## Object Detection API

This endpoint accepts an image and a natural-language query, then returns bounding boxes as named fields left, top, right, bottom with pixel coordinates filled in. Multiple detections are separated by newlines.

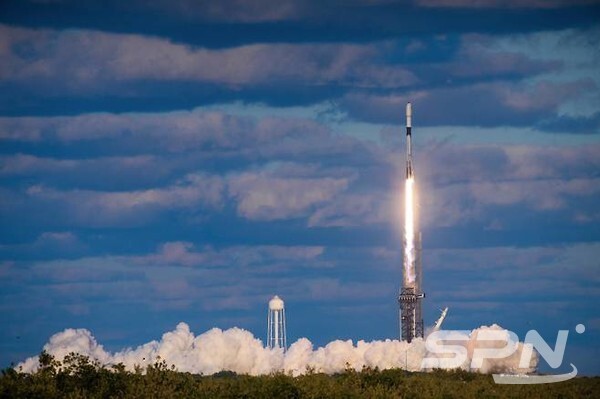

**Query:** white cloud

left=144, top=0, right=303, bottom=23
left=419, top=176, right=600, bottom=228
left=24, top=172, right=225, bottom=226
left=425, top=243, right=600, bottom=306
left=0, top=24, right=416, bottom=89
left=141, top=241, right=325, bottom=268
left=412, top=143, right=600, bottom=227
left=228, top=171, right=351, bottom=221
left=0, top=110, right=361, bottom=164
left=308, top=193, right=390, bottom=227
left=417, top=0, right=598, bottom=8
left=468, top=178, right=600, bottom=210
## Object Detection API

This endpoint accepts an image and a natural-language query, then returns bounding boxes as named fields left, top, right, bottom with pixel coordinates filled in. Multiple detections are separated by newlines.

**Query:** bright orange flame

left=404, top=176, right=416, bottom=286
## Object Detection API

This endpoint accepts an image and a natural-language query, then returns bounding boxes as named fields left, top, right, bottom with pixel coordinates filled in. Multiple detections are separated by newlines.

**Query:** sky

left=1, top=0, right=599, bottom=375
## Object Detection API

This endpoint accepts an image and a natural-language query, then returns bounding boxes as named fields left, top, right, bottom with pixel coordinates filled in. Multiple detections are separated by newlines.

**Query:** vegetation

left=1, top=351, right=598, bottom=398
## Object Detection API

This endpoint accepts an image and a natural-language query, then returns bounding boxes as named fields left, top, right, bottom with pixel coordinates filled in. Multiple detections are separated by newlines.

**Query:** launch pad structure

left=399, top=103, right=425, bottom=343
left=399, top=233, right=424, bottom=342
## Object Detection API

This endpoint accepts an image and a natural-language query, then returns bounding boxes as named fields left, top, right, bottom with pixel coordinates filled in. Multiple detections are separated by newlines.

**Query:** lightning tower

left=399, top=102, right=425, bottom=343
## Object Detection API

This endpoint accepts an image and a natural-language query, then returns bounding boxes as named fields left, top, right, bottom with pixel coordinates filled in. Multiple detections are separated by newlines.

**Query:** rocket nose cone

left=406, top=102, right=412, bottom=117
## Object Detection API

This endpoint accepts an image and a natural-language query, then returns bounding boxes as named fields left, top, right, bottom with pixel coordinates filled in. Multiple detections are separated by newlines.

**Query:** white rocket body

left=406, top=102, right=413, bottom=179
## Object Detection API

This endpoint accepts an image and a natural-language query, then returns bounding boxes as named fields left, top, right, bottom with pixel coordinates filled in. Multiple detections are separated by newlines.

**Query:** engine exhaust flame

left=404, top=176, right=415, bottom=286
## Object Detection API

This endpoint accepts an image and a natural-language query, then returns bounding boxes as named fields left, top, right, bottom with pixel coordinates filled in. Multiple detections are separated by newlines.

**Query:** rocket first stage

left=399, top=102, right=425, bottom=343
left=406, top=102, right=413, bottom=179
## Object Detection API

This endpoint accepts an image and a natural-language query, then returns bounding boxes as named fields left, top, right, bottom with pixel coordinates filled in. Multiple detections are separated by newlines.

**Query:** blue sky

left=1, top=0, right=599, bottom=375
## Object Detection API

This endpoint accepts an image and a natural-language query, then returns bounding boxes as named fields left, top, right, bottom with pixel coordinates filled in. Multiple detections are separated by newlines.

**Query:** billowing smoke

left=17, top=323, right=536, bottom=376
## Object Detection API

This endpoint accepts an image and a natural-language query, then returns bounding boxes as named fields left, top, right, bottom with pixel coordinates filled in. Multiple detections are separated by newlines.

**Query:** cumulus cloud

left=421, top=177, right=600, bottom=228
left=388, top=142, right=600, bottom=228
left=0, top=24, right=416, bottom=90
left=0, top=241, right=336, bottom=315
left=10, top=161, right=358, bottom=227
left=420, top=243, right=600, bottom=328
left=17, top=322, right=536, bottom=375
left=536, top=112, right=600, bottom=134
left=340, top=79, right=594, bottom=126
left=2, top=24, right=593, bottom=130
left=0, top=154, right=79, bottom=175
left=228, top=171, right=351, bottom=221
left=0, top=154, right=171, bottom=191
left=468, top=178, right=600, bottom=210
left=23, top=173, right=224, bottom=226
left=417, top=0, right=599, bottom=8
left=417, top=139, right=599, bottom=219
left=0, top=110, right=371, bottom=167
left=144, top=0, right=303, bottom=23
left=0, top=110, right=256, bottom=146
left=446, top=34, right=561, bottom=79
left=1, top=23, right=578, bottom=114
left=308, top=193, right=390, bottom=227
left=141, top=241, right=325, bottom=269
left=3, top=114, right=599, bottom=231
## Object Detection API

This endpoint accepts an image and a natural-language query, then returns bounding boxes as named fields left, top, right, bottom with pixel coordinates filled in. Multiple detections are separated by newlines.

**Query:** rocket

left=399, top=101, right=425, bottom=342
left=406, top=102, right=413, bottom=179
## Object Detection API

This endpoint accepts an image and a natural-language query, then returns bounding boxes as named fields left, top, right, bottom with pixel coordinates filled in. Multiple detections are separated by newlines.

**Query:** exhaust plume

left=17, top=322, right=536, bottom=376
left=404, top=176, right=416, bottom=286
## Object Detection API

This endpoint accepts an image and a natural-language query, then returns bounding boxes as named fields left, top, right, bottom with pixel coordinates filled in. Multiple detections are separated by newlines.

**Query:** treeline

left=1, top=351, right=598, bottom=398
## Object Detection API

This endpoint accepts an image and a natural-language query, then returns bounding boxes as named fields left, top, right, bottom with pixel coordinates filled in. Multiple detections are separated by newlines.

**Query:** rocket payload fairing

left=399, top=102, right=425, bottom=343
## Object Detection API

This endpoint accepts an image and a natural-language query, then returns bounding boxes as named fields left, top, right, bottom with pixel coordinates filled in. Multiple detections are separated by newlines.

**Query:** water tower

left=267, top=295, right=287, bottom=351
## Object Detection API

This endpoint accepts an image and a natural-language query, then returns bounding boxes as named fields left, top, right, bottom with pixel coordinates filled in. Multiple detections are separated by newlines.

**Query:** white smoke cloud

left=17, top=322, right=536, bottom=376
